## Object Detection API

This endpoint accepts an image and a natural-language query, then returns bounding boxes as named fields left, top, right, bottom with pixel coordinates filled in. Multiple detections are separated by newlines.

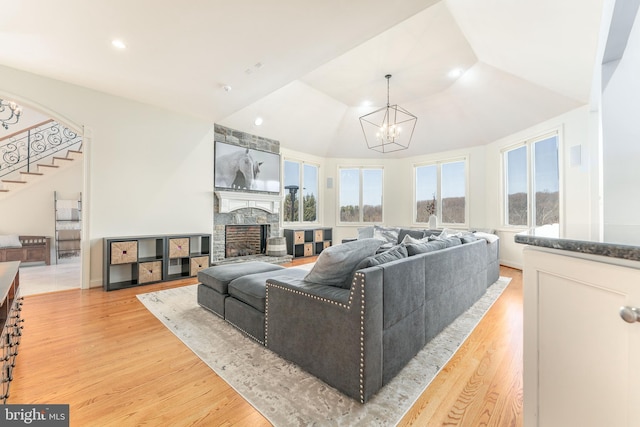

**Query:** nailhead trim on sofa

left=264, top=271, right=367, bottom=402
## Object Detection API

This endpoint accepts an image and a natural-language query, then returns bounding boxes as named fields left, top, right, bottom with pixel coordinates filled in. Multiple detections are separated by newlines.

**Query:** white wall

left=0, top=65, right=215, bottom=287
left=602, top=5, right=640, bottom=244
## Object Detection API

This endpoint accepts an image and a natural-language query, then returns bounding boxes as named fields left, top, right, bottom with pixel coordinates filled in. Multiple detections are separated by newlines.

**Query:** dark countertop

left=514, top=224, right=640, bottom=262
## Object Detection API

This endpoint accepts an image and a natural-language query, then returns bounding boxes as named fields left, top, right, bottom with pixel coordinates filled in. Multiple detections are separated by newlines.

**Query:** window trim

left=500, top=129, right=562, bottom=230
left=282, top=158, right=321, bottom=225
left=412, top=156, right=469, bottom=228
left=337, top=165, right=385, bottom=225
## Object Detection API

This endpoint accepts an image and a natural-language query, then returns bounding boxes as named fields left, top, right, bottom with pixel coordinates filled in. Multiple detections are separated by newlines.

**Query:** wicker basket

left=110, top=241, right=138, bottom=264
left=139, top=261, right=162, bottom=284
left=169, top=238, right=190, bottom=258
left=190, top=256, right=210, bottom=276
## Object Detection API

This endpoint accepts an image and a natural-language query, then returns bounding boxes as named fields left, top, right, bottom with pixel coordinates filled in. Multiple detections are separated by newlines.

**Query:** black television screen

left=214, top=141, right=281, bottom=193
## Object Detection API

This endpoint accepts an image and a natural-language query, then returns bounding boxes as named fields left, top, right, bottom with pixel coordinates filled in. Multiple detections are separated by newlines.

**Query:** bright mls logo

left=1, top=405, right=69, bottom=426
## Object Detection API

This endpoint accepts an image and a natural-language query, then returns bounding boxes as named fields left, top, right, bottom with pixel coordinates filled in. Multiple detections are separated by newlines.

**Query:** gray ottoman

left=225, top=268, right=308, bottom=343
left=197, top=261, right=285, bottom=318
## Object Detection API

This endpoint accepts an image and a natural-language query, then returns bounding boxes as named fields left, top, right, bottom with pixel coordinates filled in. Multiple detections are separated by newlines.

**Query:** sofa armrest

left=265, top=269, right=384, bottom=403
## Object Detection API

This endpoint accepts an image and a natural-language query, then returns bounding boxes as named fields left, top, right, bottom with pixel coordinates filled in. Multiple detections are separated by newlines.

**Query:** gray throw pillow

left=305, top=238, right=382, bottom=288
left=428, top=233, right=463, bottom=247
left=356, top=244, right=408, bottom=270
left=406, top=240, right=446, bottom=256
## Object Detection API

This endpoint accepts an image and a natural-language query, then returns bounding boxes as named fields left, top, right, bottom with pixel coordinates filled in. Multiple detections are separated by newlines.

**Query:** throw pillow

left=401, top=234, right=429, bottom=245
left=474, top=231, right=499, bottom=243
left=356, top=244, right=408, bottom=270
left=406, top=240, right=446, bottom=256
left=373, top=225, right=400, bottom=244
left=0, top=235, right=22, bottom=249
left=397, top=228, right=426, bottom=244
left=460, top=233, right=480, bottom=244
left=305, top=238, right=382, bottom=288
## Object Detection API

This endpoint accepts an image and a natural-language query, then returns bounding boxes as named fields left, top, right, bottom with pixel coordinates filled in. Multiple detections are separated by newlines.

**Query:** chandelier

left=359, top=74, right=417, bottom=153
left=0, top=99, right=22, bottom=130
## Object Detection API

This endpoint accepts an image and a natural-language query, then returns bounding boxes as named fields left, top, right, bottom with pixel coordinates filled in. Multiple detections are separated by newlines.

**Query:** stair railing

left=0, top=120, right=82, bottom=178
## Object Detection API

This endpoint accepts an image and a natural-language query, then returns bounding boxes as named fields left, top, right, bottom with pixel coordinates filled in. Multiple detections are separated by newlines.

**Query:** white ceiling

left=0, top=0, right=604, bottom=158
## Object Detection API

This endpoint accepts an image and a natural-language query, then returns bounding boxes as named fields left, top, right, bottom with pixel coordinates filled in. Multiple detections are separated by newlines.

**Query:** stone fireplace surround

left=213, top=191, right=282, bottom=262
left=212, top=124, right=291, bottom=264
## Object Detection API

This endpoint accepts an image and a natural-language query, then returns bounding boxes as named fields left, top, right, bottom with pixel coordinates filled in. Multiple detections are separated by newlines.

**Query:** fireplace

left=225, top=224, right=269, bottom=258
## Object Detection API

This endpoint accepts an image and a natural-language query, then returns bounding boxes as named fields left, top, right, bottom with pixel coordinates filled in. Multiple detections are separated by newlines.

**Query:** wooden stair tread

left=38, top=164, right=59, bottom=168
left=1, top=180, right=27, bottom=184
left=67, top=150, right=82, bottom=154
left=20, top=172, right=44, bottom=176
left=53, top=156, right=73, bottom=161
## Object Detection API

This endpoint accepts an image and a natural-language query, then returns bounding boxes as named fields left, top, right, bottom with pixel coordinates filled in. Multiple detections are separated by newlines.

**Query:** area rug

left=137, top=277, right=511, bottom=426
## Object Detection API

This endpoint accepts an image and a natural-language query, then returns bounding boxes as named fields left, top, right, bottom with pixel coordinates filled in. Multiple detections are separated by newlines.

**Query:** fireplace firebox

left=225, top=224, right=269, bottom=258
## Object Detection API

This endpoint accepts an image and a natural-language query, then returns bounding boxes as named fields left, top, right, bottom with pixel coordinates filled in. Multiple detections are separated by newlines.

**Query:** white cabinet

left=523, top=247, right=640, bottom=427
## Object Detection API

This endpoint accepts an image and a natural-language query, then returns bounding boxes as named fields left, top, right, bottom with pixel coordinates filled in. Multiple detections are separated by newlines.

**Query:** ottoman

left=225, top=268, right=308, bottom=343
left=197, top=261, right=285, bottom=318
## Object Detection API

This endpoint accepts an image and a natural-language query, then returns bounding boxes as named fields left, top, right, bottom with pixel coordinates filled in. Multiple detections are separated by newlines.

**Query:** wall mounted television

left=214, top=141, right=281, bottom=194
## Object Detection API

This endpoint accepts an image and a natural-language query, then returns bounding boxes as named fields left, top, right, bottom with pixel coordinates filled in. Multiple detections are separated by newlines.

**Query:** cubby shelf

left=283, top=227, right=332, bottom=259
left=103, top=234, right=211, bottom=291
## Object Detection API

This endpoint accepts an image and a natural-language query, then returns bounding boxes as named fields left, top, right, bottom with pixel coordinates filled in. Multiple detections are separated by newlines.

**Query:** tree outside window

left=415, top=159, right=466, bottom=225
left=503, top=134, right=559, bottom=227
left=339, top=167, right=383, bottom=223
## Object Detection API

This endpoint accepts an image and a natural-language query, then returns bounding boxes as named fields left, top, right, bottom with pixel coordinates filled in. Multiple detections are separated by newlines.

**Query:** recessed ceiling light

left=254, top=117, right=263, bottom=126
left=223, top=85, right=232, bottom=92
left=111, top=39, right=127, bottom=50
left=448, top=68, right=463, bottom=79
left=361, top=100, right=372, bottom=107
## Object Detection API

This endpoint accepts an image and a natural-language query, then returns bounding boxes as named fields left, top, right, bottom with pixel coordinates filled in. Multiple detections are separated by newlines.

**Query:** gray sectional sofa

left=197, top=227, right=500, bottom=403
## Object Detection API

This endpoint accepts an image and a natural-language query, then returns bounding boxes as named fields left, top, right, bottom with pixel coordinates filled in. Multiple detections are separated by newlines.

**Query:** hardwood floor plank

left=10, top=265, right=522, bottom=426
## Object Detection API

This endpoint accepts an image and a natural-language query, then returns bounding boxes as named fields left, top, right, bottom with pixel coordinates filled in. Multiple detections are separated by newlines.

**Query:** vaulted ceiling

left=0, top=0, right=604, bottom=158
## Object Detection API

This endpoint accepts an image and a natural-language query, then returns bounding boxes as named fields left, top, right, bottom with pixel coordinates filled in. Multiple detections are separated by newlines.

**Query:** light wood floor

left=10, top=261, right=523, bottom=426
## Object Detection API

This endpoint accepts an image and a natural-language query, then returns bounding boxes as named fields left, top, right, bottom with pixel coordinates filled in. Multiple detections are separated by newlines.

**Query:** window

left=283, top=160, right=319, bottom=223
left=503, top=133, right=559, bottom=227
left=339, top=167, right=383, bottom=223
left=415, top=159, right=467, bottom=225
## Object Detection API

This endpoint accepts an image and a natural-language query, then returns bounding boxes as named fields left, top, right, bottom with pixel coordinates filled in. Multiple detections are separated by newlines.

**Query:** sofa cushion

left=405, top=240, right=446, bottom=256
left=0, top=235, right=22, bottom=249
left=305, top=238, right=382, bottom=288
left=356, top=244, right=408, bottom=270
left=198, top=261, right=285, bottom=294
left=228, top=268, right=308, bottom=312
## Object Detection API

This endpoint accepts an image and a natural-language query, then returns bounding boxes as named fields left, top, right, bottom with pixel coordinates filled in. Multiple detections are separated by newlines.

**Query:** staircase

left=0, top=120, right=83, bottom=197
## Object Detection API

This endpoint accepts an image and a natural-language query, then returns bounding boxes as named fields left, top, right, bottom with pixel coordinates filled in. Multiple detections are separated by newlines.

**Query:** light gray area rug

left=137, top=277, right=511, bottom=426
